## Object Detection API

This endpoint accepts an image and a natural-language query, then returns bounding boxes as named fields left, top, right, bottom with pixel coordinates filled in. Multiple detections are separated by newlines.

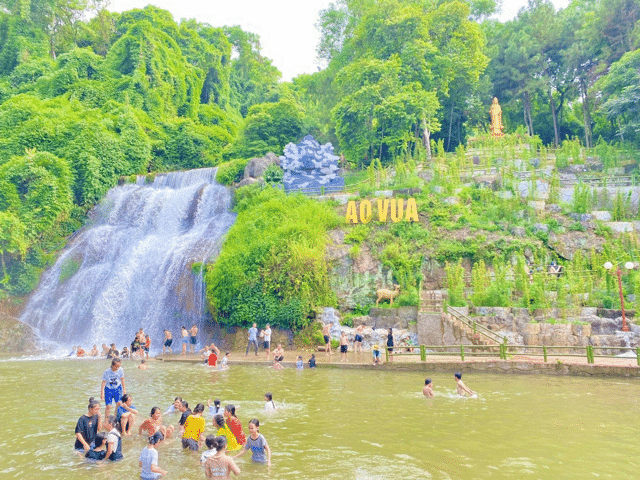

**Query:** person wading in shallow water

left=101, top=358, right=126, bottom=423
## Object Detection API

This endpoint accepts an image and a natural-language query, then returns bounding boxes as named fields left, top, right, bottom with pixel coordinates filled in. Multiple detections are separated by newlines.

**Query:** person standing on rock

left=245, top=323, right=259, bottom=357
left=354, top=324, right=364, bottom=354
left=322, top=323, right=332, bottom=356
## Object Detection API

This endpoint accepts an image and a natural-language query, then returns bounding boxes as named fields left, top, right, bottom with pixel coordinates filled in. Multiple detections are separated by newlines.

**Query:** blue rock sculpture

left=280, top=135, right=345, bottom=194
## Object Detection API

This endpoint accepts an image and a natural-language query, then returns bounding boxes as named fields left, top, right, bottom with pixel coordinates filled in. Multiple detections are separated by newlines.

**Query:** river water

left=0, top=359, right=638, bottom=479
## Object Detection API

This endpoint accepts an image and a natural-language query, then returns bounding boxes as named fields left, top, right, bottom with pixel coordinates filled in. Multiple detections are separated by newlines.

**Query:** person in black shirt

left=75, top=398, right=102, bottom=451
left=308, top=354, right=316, bottom=368
left=178, top=401, right=192, bottom=432
left=106, top=344, right=119, bottom=359
left=85, top=432, right=108, bottom=461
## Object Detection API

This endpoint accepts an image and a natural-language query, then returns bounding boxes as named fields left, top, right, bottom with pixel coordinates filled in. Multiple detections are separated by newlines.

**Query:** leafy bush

left=263, top=163, right=283, bottom=184
left=445, top=260, right=466, bottom=307
left=294, top=321, right=323, bottom=348
left=396, top=286, right=419, bottom=306
left=216, top=158, right=248, bottom=186
left=205, top=186, right=340, bottom=329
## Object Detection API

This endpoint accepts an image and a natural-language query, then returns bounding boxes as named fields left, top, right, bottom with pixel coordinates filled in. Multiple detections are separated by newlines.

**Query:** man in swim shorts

left=101, top=358, right=126, bottom=422
left=322, top=322, right=332, bottom=356
left=181, top=326, right=189, bottom=355
left=272, top=344, right=284, bottom=369
left=339, top=332, right=348, bottom=363
left=354, top=324, right=364, bottom=354
left=189, top=324, right=198, bottom=354
left=162, top=329, right=173, bottom=355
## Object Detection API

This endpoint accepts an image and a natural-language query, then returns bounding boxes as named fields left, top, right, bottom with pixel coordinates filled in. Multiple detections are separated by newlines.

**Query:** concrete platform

left=153, top=350, right=640, bottom=377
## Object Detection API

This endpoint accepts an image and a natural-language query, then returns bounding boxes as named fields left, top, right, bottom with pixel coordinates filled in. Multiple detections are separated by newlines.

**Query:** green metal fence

left=383, top=344, right=640, bottom=366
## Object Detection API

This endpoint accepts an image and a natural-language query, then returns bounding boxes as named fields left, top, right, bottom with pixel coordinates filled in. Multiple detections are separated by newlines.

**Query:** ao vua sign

left=345, top=198, right=419, bottom=224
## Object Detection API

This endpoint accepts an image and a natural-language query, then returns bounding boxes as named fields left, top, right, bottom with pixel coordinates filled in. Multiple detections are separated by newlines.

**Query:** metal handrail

left=447, top=305, right=507, bottom=345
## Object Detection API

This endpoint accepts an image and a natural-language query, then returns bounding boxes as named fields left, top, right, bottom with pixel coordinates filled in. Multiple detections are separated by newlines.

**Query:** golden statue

left=489, top=97, right=504, bottom=137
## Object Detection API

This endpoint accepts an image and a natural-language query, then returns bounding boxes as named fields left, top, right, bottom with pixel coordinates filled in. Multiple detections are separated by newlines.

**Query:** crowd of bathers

left=68, top=324, right=206, bottom=361
left=74, top=356, right=275, bottom=479
left=69, top=328, right=154, bottom=360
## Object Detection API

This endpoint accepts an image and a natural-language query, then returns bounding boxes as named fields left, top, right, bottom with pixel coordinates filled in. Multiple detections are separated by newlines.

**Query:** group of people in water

left=422, top=372, right=476, bottom=398
left=75, top=356, right=276, bottom=478
left=70, top=325, right=204, bottom=362
left=71, top=328, right=155, bottom=360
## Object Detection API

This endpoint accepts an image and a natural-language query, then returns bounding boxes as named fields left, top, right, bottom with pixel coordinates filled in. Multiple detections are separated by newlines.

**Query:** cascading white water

left=20, top=167, right=235, bottom=351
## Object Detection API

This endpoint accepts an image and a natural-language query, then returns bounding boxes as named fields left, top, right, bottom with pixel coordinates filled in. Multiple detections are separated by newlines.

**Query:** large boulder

left=243, top=152, right=279, bottom=180
left=0, top=316, right=37, bottom=353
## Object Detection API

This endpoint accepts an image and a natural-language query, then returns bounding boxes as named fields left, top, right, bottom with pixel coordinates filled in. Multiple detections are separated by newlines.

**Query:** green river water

left=0, top=358, right=638, bottom=479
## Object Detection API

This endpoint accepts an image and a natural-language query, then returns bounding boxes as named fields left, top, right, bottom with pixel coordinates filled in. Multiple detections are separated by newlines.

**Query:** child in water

left=181, top=403, right=206, bottom=451
left=208, top=398, right=223, bottom=417
left=203, top=435, right=241, bottom=478
left=212, top=414, right=242, bottom=452
left=455, top=372, right=475, bottom=397
left=139, top=431, right=167, bottom=479
left=296, top=356, right=303, bottom=370
left=220, top=352, right=230, bottom=370
left=264, top=392, right=276, bottom=411
left=423, top=378, right=434, bottom=397
left=234, top=419, right=271, bottom=466
left=85, top=432, right=108, bottom=461
left=117, top=393, right=138, bottom=436
left=372, top=343, right=381, bottom=365
left=105, top=416, right=124, bottom=461
left=308, top=354, right=316, bottom=368
left=139, top=406, right=174, bottom=439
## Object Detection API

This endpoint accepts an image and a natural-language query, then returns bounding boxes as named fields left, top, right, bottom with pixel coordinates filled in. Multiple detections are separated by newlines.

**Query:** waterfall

left=20, top=167, right=235, bottom=351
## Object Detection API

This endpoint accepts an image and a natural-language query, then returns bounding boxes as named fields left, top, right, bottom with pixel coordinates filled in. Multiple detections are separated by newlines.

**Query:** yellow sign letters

left=345, top=198, right=419, bottom=224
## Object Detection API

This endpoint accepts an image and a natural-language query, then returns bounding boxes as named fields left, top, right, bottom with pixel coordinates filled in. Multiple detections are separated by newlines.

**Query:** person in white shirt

left=263, top=324, right=272, bottom=358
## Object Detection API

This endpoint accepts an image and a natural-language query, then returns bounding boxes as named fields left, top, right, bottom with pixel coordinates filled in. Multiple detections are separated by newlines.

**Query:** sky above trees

left=108, top=0, right=570, bottom=81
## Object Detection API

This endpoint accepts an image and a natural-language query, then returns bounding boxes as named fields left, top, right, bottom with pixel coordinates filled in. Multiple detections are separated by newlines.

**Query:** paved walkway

left=155, top=348, right=640, bottom=377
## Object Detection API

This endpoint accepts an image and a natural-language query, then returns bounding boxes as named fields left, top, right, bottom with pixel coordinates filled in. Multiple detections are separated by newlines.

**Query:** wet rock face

left=243, top=152, right=279, bottom=180
left=0, top=316, right=37, bottom=352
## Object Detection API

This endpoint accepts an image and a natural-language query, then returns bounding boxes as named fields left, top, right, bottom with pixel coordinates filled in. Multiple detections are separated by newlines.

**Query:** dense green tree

left=224, top=25, right=281, bottom=117
left=229, top=97, right=306, bottom=158
left=598, top=49, right=640, bottom=144
left=0, top=150, right=73, bottom=237
left=0, top=211, right=27, bottom=283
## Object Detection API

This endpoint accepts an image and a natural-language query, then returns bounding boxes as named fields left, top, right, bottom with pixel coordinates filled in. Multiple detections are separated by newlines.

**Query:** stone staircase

left=420, top=289, right=445, bottom=315
left=444, top=308, right=499, bottom=347
left=418, top=289, right=503, bottom=349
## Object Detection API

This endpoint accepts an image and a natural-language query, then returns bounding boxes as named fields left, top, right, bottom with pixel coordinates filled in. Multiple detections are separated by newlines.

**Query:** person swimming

left=264, top=392, right=276, bottom=411
left=455, top=372, right=475, bottom=397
